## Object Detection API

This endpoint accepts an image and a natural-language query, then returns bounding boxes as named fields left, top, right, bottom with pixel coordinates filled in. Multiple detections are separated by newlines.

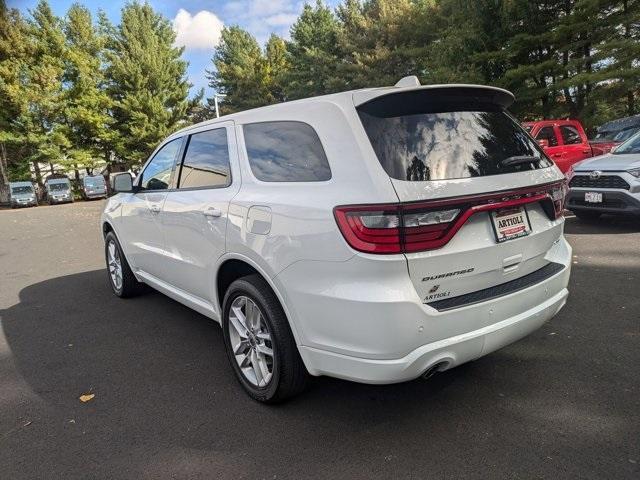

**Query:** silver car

left=9, top=181, right=38, bottom=208
left=567, top=131, right=640, bottom=220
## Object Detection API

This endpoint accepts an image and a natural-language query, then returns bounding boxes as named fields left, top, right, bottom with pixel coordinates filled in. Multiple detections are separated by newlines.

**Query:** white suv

left=102, top=79, right=571, bottom=402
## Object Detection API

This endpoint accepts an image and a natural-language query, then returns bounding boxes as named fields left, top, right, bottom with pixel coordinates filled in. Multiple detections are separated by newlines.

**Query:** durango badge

left=422, top=268, right=474, bottom=282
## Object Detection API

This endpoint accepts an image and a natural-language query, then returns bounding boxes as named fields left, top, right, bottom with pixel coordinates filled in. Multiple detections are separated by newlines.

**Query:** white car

left=102, top=78, right=571, bottom=402
left=567, top=131, right=640, bottom=220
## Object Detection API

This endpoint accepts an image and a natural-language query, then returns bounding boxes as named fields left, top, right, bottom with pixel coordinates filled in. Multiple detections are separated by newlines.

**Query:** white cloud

left=173, top=9, right=224, bottom=50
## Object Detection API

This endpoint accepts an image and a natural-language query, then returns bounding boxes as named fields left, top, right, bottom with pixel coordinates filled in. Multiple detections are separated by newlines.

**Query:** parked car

left=9, top=181, right=38, bottom=208
left=82, top=175, right=108, bottom=200
left=102, top=79, right=571, bottom=402
left=45, top=177, right=73, bottom=204
left=591, top=114, right=640, bottom=154
left=566, top=130, right=640, bottom=220
left=522, top=119, right=605, bottom=172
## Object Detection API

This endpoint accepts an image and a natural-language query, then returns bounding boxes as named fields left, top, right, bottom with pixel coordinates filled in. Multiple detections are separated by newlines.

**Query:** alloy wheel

left=107, top=240, right=123, bottom=291
left=227, top=295, right=274, bottom=387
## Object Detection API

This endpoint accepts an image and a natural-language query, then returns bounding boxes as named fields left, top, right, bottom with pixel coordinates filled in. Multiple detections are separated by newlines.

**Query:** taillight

left=333, top=205, right=402, bottom=253
left=334, top=181, right=566, bottom=254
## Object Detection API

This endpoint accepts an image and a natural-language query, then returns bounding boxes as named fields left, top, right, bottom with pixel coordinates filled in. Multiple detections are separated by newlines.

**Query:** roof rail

left=394, top=75, right=420, bottom=88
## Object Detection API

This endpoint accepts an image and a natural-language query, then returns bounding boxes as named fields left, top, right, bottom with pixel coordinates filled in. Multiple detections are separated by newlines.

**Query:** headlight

left=627, top=168, right=640, bottom=178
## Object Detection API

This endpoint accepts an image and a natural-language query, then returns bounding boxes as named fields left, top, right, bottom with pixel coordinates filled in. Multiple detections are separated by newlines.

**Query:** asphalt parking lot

left=1, top=201, right=639, bottom=479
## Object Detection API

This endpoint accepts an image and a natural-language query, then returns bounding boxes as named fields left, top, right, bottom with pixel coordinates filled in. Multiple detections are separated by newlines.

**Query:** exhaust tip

left=421, top=361, right=449, bottom=380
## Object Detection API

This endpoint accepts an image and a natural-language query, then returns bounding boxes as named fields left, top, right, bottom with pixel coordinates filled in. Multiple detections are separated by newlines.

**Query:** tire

left=104, top=231, right=146, bottom=298
left=573, top=210, right=601, bottom=221
left=222, top=274, right=308, bottom=403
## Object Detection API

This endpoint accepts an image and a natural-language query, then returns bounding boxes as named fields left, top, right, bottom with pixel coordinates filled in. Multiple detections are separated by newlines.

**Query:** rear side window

left=179, top=128, right=231, bottom=189
left=536, top=126, right=559, bottom=147
left=357, top=92, right=552, bottom=181
left=243, top=121, right=331, bottom=182
left=559, top=125, right=582, bottom=145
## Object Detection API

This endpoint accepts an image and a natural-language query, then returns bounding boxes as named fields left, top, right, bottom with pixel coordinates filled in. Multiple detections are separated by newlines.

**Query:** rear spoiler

left=353, top=84, right=515, bottom=110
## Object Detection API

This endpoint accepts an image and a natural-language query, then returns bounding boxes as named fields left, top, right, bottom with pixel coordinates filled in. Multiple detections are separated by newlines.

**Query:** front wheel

left=104, top=231, right=145, bottom=298
left=222, top=274, right=308, bottom=403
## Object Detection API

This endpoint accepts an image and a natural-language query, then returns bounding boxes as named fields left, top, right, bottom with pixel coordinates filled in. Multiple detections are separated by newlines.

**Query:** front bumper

left=567, top=189, right=640, bottom=216
left=277, top=237, right=572, bottom=384
left=12, top=199, right=37, bottom=207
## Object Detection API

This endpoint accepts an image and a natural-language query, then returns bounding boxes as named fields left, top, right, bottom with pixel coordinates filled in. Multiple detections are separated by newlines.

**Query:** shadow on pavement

left=1, top=268, right=638, bottom=479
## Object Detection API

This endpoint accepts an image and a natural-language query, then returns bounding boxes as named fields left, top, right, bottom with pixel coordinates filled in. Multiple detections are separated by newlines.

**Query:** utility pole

left=213, top=93, right=227, bottom=118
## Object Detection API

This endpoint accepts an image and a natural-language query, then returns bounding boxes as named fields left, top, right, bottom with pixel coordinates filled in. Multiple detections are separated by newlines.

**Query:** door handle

left=203, top=207, right=222, bottom=218
left=551, top=153, right=563, bottom=158
left=149, top=204, right=161, bottom=214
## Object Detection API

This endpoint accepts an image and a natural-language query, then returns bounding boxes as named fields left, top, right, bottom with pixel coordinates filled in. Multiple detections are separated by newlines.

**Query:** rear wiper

left=500, top=155, right=540, bottom=167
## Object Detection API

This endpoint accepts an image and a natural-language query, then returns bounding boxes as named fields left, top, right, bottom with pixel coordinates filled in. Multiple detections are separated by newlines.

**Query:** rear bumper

left=278, top=237, right=572, bottom=384
left=85, top=192, right=107, bottom=199
left=567, top=189, right=640, bottom=216
left=300, top=285, right=568, bottom=384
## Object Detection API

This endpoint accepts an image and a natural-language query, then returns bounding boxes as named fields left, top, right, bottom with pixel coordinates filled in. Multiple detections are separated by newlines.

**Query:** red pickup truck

left=523, top=119, right=607, bottom=173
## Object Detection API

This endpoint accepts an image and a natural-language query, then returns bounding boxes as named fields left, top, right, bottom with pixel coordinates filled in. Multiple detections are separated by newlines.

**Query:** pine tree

left=104, top=2, right=191, bottom=168
left=62, top=4, right=113, bottom=177
left=206, top=29, right=287, bottom=114
left=284, top=0, right=344, bottom=99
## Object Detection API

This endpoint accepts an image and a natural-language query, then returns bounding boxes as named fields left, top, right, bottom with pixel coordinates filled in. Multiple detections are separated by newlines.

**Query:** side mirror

left=538, top=139, right=550, bottom=149
left=113, top=173, right=134, bottom=193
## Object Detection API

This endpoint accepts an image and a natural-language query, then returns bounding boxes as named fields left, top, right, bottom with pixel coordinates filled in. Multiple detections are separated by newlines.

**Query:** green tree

left=104, top=2, right=191, bottom=168
left=61, top=3, right=113, bottom=177
left=206, top=27, right=286, bottom=114
left=284, top=0, right=344, bottom=99
left=0, top=0, right=68, bottom=191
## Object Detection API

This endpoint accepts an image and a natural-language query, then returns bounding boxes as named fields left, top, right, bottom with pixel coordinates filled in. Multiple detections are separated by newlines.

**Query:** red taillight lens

left=334, top=206, right=402, bottom=253
left=334, top=181, right=566, bottom=254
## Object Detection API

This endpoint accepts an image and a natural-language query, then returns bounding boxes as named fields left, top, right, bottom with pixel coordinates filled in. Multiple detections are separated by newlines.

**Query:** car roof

left=9, top=181, right=33, bottom=187
left=597, top=114, right=640, bottom=133
left=171, top=82, right=515, bottom=139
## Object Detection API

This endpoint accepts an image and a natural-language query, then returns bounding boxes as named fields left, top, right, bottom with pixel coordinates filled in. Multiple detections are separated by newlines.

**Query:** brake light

left=334, top=181, right=566, bottom=254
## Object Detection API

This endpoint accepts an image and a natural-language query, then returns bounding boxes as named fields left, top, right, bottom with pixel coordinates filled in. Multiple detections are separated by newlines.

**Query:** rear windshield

left=357, top=94, right=552, bottom=181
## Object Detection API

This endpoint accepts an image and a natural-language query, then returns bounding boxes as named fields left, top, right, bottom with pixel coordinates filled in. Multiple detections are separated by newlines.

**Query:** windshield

left=11, top=186, right=33, bottom=194
left=594, top=131, right=616, bottom=141
left=613, top=128, right=640, bottom=143
left=613, top=131, right=640, bottom=154
left=49, top=183, right=69, bottom=191
left=84, top=177, right=104, bottom=187
left=358, top=99, right=551, bottom=181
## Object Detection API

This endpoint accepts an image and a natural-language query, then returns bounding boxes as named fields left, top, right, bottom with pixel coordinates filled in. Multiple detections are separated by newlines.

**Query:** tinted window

left=243, top=122, right=331, bottom=182
left=560, top=125, right=582, bottom=145
left=613, top=131, right=640, bottom=154
left=358, top=99, right=551, bottom=181
left=179, top=129, right=231, bottom=189
left=141, top=139, right=181, bottom=190
left=536, top=126, right=559, bottom=147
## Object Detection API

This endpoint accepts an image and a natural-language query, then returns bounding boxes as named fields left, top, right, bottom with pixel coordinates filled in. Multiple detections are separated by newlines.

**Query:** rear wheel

left=222, top=274, right=307, bottom=403
left=573, top=210, right=601, bottom=221
left=104, top=231, right=145, bottom=298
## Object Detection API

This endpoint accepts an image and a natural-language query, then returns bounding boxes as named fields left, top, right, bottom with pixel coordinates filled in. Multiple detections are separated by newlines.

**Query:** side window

left=140, top=139, right=181, bottom=190
left=243, top=121, right=331, bottom=182
left=178, top=128, right=231, bottom=189
left=536, top=126, right=559, bottom=147
left=560, top=125, right=582, bottom=145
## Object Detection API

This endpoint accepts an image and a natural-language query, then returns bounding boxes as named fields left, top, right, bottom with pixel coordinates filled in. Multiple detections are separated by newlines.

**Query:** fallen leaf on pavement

left=79, top=394, right=95, bottom=403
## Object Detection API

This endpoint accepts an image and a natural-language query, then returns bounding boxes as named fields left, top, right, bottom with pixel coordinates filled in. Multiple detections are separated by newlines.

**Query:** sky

left=8, top=0, right=340, bottom=98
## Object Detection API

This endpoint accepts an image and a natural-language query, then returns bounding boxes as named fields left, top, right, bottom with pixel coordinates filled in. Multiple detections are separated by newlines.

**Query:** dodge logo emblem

left=590, top=170, right=602, bottom=180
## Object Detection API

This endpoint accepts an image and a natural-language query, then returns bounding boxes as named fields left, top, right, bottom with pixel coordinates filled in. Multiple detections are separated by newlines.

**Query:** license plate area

left=584, top=192, right=603, bottom=203
left=491, top=206, right=531, bottom=243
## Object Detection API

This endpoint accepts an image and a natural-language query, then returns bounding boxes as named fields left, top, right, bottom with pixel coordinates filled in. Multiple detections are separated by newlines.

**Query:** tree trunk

left=0, top=143, right=9, bottom=204
left=628, top=91, right=635, bottom=116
